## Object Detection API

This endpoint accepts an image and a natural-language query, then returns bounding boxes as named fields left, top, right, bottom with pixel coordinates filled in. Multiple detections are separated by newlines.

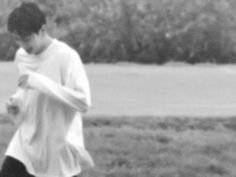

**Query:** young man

left=1, top=2, right=94, bottom=177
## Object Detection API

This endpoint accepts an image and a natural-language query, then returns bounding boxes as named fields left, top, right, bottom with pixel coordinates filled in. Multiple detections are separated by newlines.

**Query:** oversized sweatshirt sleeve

left=8, top=49, right=26, bottom=110
left=26, top=53, right=91, bottom=113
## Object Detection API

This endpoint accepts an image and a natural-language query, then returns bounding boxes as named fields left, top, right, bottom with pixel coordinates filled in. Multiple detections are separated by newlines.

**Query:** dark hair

left=7, top=2, right=46, bottom=37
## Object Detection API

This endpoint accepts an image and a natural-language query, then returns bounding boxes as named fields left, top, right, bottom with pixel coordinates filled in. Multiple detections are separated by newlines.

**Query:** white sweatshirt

left=5, top=39, right=94, bottom=177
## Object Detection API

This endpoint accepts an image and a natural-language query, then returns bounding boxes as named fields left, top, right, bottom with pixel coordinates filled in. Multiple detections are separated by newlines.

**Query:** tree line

left=1, top=0, right=236, bottom=64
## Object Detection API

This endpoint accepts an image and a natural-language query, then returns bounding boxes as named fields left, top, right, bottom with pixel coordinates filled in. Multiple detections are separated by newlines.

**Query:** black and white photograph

left=0, top=0, right=236, bottom=177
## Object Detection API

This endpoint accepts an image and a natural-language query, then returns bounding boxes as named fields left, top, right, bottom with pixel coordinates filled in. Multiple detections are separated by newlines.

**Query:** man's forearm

left=25, top=72, right=91, bottom=113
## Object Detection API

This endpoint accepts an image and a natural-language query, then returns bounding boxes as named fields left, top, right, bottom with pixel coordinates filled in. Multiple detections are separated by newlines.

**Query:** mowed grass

left=2, top=114, right=236, bottom=177
left=3, top=62, right=236, bottom=116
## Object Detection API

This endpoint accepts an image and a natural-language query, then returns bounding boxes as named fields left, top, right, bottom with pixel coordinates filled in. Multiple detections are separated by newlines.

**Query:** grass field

left=1, top=115, right=236, bottom=177
left=2, top=62, right=236, bottom=116
left=86, top=63, right=236, bottom=117
left=83, top=115, right=236, bottom=177
left=1, top=62, right=236, bottom=176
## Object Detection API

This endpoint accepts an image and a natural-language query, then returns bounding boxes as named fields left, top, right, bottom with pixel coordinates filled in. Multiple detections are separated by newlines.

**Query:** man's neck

left=37, top=34, right=53, bottom=55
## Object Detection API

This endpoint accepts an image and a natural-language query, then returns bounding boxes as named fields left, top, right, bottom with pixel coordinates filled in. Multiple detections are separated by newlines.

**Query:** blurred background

left=1, top=0, right=236, bottom=64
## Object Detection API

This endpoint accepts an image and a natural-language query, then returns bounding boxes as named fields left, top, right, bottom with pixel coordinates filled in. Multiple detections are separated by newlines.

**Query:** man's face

left=14, top=32, right=42, bottom=55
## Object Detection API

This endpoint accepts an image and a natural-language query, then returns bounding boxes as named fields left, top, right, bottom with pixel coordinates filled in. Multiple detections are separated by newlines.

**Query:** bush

left=60, top=0, right=236, bottom=64
left=0, top=32, right=18, bottom=61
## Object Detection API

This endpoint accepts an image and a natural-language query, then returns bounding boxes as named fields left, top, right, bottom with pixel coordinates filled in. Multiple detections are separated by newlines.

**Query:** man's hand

left=6, top=98, right=19, bottom=115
